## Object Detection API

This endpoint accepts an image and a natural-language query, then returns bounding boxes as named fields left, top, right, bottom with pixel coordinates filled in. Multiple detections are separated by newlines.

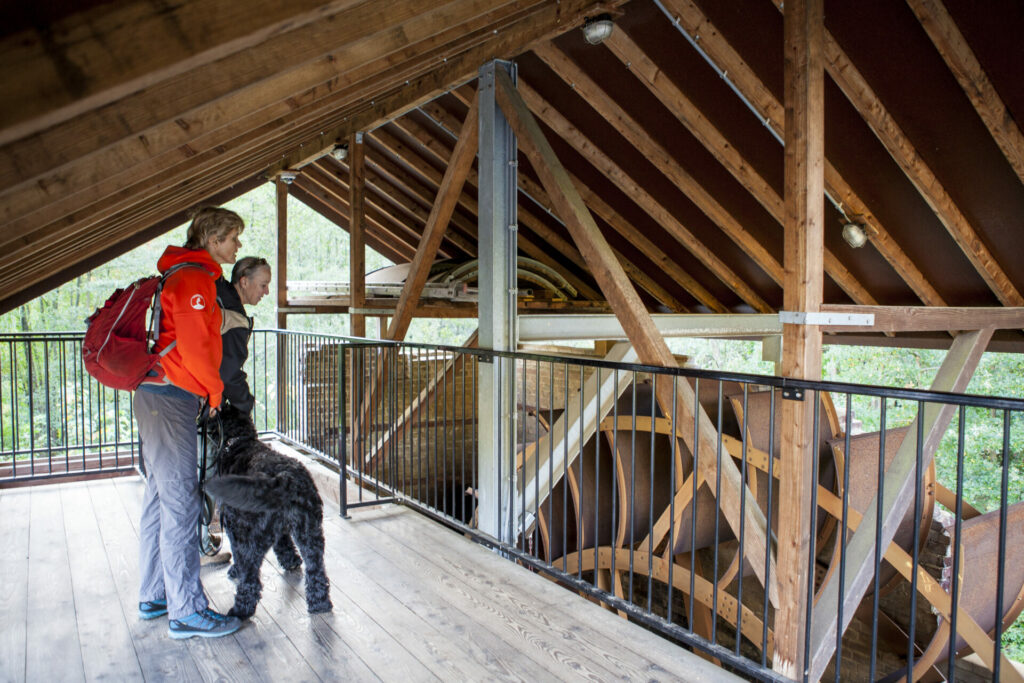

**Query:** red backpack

left=82, top=263, right=203, bottom=391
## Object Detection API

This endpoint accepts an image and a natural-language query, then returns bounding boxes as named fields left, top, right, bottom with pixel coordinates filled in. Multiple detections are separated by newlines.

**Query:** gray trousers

left=134, top=386, right=208, bottom=620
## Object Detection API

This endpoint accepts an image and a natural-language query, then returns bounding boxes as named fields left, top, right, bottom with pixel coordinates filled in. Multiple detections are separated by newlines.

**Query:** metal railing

left=4, top=330, right=1022, bottom=681
left=332, top=339, right=1024, bottom=682
left=0, top=331, right=277, bottom=483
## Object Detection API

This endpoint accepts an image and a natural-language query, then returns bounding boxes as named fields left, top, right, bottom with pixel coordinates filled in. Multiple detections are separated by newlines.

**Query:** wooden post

left=275, top=175, right=289, bottom=433
left=349, top=132, right=366, bottom=338
left=774, top=0, right=824, bottom=678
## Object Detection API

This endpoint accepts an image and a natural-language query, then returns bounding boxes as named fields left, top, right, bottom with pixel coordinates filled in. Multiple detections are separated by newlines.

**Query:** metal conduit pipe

left=651, top=0, right=848, bottom=217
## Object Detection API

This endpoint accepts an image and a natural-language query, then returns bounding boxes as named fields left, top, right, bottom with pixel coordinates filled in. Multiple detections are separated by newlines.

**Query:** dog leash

left=196, top=400, right=224, bottom=556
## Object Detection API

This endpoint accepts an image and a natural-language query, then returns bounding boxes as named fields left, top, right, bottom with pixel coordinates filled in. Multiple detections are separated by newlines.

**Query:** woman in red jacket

left=134, top=206, right=244, bottom=639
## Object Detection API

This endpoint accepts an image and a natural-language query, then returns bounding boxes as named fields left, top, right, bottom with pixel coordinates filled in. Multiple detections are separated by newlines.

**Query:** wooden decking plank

left=87, top=478, right=206, bottom=682
left=200, top=565, right=325, bottom=683
left=0, top=487, right=30, bottom=682
left=4, top=476, right=740, bottom=682
left=355, top=505, right=735, bottom=681
left=340, top=506, right=722, bottom=681
left=26, top=486, right=85, bottom=682
left=111, top=476, right=266, bottom=682
left=203, top=559, right=380, bottom=683
left=60, top=482, right=144, bottom=682
left=311, top=514, right=551, bottom=681
left=288, top=561, right=445, bottom=682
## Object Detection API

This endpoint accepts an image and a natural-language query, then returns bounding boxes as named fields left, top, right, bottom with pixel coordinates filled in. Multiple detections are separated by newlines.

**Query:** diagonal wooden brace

left=494, top=68, right=777, bottom=607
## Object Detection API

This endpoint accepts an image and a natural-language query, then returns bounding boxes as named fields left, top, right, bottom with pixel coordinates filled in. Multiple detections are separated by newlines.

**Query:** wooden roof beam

left=386, top=95, right=479, bottom=342
left=375, top=119, right=607, bottom=303
left=819, top=20, right=1022, bottom=304
left=360, top=163, right=478, bottom=258
left=0, top=0, right=613, bottom=277
left=0, top=0, right=366, bottom=146
left=595, top=32, right=879, bottom=308
left=363, top=142, right=485, bottom=248
left=659, top=0, right=947, bottom=308
left=289, top=183, right=415, bottom=264
left=301, top=162, right=428, bottom=251
left=315, top=157, right=478, bottom=258
left=820, top=304, right=1024, bottom=333
left=365, top=140, right=613, bottom=305
left=516, top=77, right=772, bottom=312
left=495, top=66, right=778, bottom=607
left=298, top=165, right=427, bottom=259
left=416, top=100, right=688, bottom=310
left=1, top=0, right=498, bottom=212
left=0, top=149, right=278, bottom=297
left=907, top=0, right=1024, bottom=189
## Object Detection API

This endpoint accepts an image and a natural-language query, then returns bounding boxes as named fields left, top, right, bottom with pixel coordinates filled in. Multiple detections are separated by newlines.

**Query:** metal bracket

left=779, top=311, right=874, bottom=326
left=781, top=386, right=805, bottom=401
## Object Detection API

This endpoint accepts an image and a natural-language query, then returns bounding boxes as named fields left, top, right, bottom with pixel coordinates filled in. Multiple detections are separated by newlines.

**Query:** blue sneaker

left=138, top=599, right=168, bottom=620
left=168, top=608, right=241, bottom=639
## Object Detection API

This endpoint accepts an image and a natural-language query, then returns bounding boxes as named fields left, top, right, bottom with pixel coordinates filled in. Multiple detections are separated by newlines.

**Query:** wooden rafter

left=448, top=84, right=696, bottom=313
left=659, top=0, right=947, bottom=308
left=594, top=32, right=879, bottom=307
left=288, top=181, right=415, bottom=264
left=372, top=120, right=602, bottom=302
left=416, top=101, right=656, bottom=306
left=494, top=67, right=779, bottom=608
left=0, top=0, right=621, bottom=307
left=907, top=0, right=1024, bottom=191
left=378, top=115, right=607, bottom=303
left=301, top=163, right=433, bottom=257
left=813, top=10, right=1023, bottom=305
left=386, top=95, right=479, bottom=342
left=516, top=77, right=773, bottom=313
left=0, top=0, right=366, bottom=146
left=362, top=163, right=478, bottom=258
left=1, top=0, right=498, bottom=224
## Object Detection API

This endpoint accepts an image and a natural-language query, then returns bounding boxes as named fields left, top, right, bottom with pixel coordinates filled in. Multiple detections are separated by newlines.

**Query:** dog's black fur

left=204, top=404, right=332, bottom=617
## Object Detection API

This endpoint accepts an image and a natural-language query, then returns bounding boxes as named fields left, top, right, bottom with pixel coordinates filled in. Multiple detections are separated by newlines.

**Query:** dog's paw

left=228, top=605, right=256, bottom=619
left=280, top=558, right=302, bottom=572
left=307, top=600, right=333, bottom=614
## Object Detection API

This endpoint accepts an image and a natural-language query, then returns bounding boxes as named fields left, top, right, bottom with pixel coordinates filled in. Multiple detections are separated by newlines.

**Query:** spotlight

left=582, top=14, right=615, bottom=45
left=331, top=144, right=348, bottom=162
left=842, top=222, right=868, bottom=248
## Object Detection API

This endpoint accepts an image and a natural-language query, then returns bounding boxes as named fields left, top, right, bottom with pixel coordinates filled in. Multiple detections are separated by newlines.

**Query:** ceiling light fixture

left=582, top=14, right=615, bottom=45
left=331, top=144, right=349, bottom=162
left=841, top=222, right=868, bottom=248
left=279, top=170, right=298, bottom=184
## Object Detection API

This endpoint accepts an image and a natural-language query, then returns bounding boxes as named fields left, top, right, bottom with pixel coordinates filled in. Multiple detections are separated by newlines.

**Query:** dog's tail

left=205, top=473, right=290, bottom=513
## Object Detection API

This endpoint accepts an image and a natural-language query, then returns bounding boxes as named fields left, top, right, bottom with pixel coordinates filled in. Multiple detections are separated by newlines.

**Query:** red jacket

left=153, top=246, right=225, bottom=407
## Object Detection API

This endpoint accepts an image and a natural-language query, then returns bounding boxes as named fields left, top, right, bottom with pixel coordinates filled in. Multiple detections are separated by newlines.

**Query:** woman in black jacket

left=217, top=256, right=271, bottom=414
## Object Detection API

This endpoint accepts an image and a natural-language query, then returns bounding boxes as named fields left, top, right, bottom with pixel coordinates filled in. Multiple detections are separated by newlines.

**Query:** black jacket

left=216, top=277, right=255, bottom=414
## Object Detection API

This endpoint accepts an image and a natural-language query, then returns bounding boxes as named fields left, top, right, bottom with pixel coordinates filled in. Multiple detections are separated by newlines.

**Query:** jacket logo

left=190, top=294, right=206, bottom=310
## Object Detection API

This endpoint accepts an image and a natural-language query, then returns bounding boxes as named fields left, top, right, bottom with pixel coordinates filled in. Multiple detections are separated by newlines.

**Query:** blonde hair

left=184, top=206, right=245, bottom=250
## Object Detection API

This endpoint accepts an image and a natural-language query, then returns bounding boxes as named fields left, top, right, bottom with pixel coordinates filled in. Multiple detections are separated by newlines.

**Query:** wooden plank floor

left=0, top=477, right=738, bottom=682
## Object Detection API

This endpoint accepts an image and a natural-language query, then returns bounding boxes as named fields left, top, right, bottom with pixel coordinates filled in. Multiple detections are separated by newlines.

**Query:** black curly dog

left=204, top=405, right=332, bottom=617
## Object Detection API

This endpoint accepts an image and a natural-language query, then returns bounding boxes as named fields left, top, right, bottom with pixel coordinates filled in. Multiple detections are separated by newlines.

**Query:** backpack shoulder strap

left=148, top=262, right=210, bottom=345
